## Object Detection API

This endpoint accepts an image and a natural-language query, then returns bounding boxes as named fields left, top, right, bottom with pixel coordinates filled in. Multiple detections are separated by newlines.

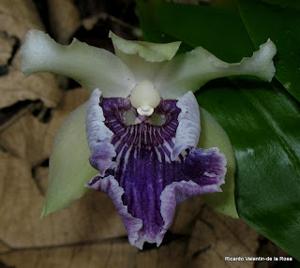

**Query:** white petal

left=42, top=103, right=97, bottom=216
left=21, top=30, right=135, bottom=97
left=155, top=39, right=277, bottom=98
left=109, top=31, right=181, bottom=83
left=109, top=31, right=181, bottom=62
left=199, top=108, right=238, bottom=218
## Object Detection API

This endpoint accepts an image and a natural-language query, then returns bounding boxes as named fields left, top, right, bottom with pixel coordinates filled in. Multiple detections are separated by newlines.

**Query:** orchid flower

left=21, top=30, right=276, bottom=249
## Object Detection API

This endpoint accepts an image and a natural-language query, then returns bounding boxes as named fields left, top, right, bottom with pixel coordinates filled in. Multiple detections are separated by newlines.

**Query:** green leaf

left=137, top=0, right=300, bottom=260
left=238, top=0, right=300, bottom=102
left=137, top=0, right=254, bottom=62
left=198, top=80, right=300, bottom=260
left=260, top=0, right=300, bottom=11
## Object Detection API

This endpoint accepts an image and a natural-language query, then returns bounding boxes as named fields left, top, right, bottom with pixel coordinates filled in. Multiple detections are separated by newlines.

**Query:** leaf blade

left=137, top=1, right=300, bottom=259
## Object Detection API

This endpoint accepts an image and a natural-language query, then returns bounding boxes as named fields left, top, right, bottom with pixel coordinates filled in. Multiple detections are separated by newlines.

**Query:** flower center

left=130, top=80, right=161, bottom=116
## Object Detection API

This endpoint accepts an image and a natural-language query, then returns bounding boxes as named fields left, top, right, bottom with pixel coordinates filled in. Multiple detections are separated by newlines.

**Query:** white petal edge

left=86, top=89, right=114, bottom=150
left=21, top=29, right=135, bottom=97
left=42, top=103, right=97, bottom=216
left=86, top=89, right=116, bottom=176
left=171, top=91, right=200, bottom=160
left=88, top=175, right=143, bottom=249
left=155, top=39, right=277, bottom=98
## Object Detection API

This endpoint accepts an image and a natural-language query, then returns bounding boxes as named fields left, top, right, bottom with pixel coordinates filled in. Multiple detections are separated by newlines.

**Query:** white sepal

left=21, top=29, right=135, bottom=97
left=155, top=39, right=277, bottom=98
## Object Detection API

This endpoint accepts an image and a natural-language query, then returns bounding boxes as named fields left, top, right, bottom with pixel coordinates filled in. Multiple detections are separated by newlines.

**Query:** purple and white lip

left=86, top=88, right=226, bottom=249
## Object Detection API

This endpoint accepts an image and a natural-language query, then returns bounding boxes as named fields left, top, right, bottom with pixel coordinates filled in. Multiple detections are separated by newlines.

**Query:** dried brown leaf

left=0, top=0, right=42, bottom=36
left=0, top=234, right=189, bottom=268
left=0, top=88, right=89, bottom=166
left=187, top=206, right=258, bottom=268
left=170, top=196, right=204, bottom=234
left=0, top=0, right=62, bottom=108
left=0, top=110, right=49, bottom=166
left=33, top=166, right=49, bottom=194
left=0, top=243, right=137, bottom=268
left=0, top=152, right=126, bottom=248
left=0, top=32, right=15, bottom=66
left=47, top=0, right=81, bottom=43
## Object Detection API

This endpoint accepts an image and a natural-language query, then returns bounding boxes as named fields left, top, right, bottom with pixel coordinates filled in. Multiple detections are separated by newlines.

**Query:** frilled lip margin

left=86, top=89, right=227, bottom=249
